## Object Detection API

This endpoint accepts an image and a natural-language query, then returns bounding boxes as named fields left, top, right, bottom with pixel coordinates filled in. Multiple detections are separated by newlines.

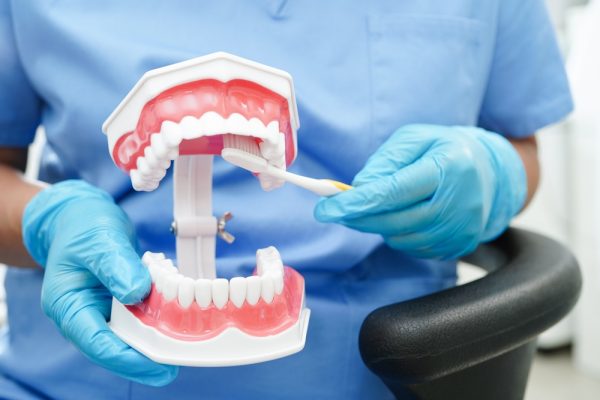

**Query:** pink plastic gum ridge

left=112, top=79, right=294, bottom=172
left=126, top=267, right=304, bottom=341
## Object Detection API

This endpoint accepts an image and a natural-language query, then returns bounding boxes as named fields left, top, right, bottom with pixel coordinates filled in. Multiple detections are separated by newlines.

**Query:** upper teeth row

left=130, top=112, right=286, bottom=191
left=141, top=246, right=285, bottom=309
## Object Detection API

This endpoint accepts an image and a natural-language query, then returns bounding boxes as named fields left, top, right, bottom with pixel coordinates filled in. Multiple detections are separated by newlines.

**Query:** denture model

left=102, top=52, right=310, bottom=366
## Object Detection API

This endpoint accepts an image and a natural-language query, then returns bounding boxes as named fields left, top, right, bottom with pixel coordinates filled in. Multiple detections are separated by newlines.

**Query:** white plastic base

left=109, top=300, right=310, bottom=367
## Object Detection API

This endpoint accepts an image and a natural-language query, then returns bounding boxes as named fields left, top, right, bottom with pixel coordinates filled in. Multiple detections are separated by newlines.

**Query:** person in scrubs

left=0, top=1, right=572, bottom=399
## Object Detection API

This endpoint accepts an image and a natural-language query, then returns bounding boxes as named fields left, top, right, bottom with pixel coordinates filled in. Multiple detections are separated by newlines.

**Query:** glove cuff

left=479, top=131, right=528, bottom=241
left=22, top=180, right=114, bottom=267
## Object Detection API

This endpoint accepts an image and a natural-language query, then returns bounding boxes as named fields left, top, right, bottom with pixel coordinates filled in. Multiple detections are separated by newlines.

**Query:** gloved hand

left=315, top=124, right=527, bottom=259
left=22, top=180, right=178, bottom=386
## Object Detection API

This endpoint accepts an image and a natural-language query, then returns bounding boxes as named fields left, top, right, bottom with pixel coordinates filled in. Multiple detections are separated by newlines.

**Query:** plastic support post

left=173, top=155, right=217, bottom=279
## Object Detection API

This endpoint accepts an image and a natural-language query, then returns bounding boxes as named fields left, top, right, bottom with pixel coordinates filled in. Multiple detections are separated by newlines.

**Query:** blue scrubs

left=0, top=1, right=572, bottom=399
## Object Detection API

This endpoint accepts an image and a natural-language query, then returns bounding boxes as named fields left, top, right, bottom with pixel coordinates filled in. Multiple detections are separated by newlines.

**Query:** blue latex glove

left=315, top=124, right=527, bottom=259
left=22, top=180, right=178, bottom=386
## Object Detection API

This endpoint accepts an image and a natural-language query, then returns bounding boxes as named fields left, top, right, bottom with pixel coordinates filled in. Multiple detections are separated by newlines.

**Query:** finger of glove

left=315, top=156, right=440, bottom=222
left=352, top=126, right=435, bottom=186
left=85, top=230, right=151, bottom=305
left=337, top=201, right=437, bottom=236
left=63, top=305, right=178, bottom=386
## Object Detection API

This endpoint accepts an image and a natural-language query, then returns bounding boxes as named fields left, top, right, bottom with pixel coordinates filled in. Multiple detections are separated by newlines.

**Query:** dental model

left=103, top=52, right=310, bottom=366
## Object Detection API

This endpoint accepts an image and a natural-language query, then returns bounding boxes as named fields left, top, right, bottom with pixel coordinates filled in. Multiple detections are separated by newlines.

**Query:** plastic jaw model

left=103, top=52, right=310, bottom=367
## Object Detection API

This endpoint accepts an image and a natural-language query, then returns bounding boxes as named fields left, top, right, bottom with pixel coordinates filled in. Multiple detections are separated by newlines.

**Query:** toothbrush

left=221, top=136, right=352, bottom=196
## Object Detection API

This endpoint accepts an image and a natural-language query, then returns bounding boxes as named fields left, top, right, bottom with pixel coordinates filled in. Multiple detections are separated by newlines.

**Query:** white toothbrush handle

left=264, top=165, right=343, bottom=196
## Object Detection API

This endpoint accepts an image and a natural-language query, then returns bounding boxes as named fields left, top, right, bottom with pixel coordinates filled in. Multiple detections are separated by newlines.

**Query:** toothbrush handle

left=265, top=165, right=349, bottom=197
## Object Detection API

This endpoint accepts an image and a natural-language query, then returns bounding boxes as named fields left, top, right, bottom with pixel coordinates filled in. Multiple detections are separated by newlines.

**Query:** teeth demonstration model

left=103, top=52, right=310, bottom=367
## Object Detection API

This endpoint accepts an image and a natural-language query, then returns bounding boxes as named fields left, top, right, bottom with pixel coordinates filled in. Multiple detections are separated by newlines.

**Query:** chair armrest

left=359, top=228, right=582, bottom=384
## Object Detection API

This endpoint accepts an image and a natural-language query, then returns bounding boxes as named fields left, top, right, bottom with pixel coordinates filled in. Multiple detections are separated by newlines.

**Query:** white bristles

left=222, top=134, right=261, bottom=157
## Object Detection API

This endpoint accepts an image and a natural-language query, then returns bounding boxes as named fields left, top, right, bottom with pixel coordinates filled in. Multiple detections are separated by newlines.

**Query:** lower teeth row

left=142, top=250, right=285, bottom=310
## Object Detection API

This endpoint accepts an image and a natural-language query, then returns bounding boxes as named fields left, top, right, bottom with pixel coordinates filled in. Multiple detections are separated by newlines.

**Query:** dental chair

left=359, top=227, right=582, bottom=400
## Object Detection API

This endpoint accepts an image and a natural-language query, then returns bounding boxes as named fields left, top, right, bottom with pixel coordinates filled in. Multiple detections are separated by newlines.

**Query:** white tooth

left=150, top=252, right=166, bottom=261
left=142, top=179, right=160, bottom=191
left=130, top=169, right=147, bottom=191
left=144, top=146, right=170, bottom=170
left=154, top=268, right=170, bottom=293
left=161, top=259, right=178, bottom=275
left=137, top=156, right=151, bottom=176
left=226, top=113, right=250, bottom=134
left=144, top=146, right=159, bottom=168
left=163, top=274, right=182, bottom=301
left=161, top=120, right=183, bottom=147
left=148, top=168, right=167, bottom=181
left=167, top=148, right=179, bottom=161
left=256, top=246, right=284, bottom=276
left=266, top=121, right=280, bottom=137
left=178, top=277, right=195, bottom=309
left=246, top=276, right=261, bottom=306
left=195, top=279, right=212, bottom=308
left=147, top=263, right=162, bottom=283
left=212, top=279, right=229, bottom=309
left=151, top=133, right=169, bottom=158
left=229, top=277, right=247, bottom=308
left=180, top=116, right=201, bottom=140
left=261, top=275, right=275, bottom=304
left=248, top=117, right=267, bottom=137
left=141, top=251, right=155, bottom=266
left=198, top=111, right=226, bottom=135
left=272, top=271, right=284, bottom=295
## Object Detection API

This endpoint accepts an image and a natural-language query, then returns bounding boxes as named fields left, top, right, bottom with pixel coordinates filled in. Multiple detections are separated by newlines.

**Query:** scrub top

left=0, top=1, right=572, bottom=399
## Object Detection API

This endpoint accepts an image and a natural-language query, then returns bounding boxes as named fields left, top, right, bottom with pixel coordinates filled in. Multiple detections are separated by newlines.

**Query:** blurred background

left=0, top=0, right=598, bottom=398
left=505, top=0, right=600, bottom=397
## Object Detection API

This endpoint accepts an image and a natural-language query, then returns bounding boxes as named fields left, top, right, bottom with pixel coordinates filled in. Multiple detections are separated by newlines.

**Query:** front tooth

left=212, top=279, right=229, bottom=309
left=256, top=246, right=284, bottom=276
left=151, top=133, right=169, bottom=158
left=178, top=277, right=195, bottom=309
left=226, top=113, right=251, bottom=135
left=180, top=116, right=201, bottom=140
left=195, top=279, right=212, bottom=308
left=161, top=120, right=183, bottom=147
left=246, top=276, right=261, bottom=306
left=261, top=275, right=275, bottom=303
left=248, top=118, right=266, bottom=137
left=198, top=111, right=226, bottom=135
left=229, top=277, right=247, bottom=308
left=163, top=274, right=182, bottom=301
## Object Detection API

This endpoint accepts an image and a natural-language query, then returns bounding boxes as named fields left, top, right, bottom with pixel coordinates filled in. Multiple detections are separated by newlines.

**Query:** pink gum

left=113, top=79, right=294, bottom=172
left=126, top=267, right=304, bottom=341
